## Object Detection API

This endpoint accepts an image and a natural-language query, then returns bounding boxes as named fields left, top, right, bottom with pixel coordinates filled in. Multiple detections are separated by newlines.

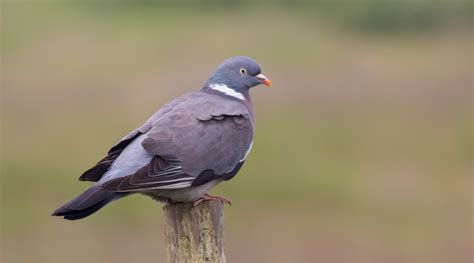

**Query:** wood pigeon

left=52, top=56, right=271, bottom=220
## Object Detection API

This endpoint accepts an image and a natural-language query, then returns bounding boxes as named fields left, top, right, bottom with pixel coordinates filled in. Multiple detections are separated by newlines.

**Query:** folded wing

left=102, top=92, right=254, bottom=192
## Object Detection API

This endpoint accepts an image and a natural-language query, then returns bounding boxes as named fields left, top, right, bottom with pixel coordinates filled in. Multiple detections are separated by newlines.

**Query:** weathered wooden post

left=164, top=201, right=226, bottom=262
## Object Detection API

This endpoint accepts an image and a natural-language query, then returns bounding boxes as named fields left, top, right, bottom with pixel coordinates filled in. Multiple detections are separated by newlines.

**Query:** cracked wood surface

left=164, top=202, right=226, bottom=263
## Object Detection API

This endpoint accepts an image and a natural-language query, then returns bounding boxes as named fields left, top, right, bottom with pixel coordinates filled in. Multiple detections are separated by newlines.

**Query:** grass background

left=1, top=1, right=472, bottom=262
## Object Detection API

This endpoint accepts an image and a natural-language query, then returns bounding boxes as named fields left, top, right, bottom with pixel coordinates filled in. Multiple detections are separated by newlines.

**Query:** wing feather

left=102, top=156, right=194, bottom=191
left=79, top=132, right=142, bottom=182
left=100, top=91, right=254, bottom=191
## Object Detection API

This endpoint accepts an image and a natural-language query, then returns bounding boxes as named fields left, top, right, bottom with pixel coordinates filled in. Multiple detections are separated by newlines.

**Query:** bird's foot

left=193, top=194, right=232, bottom=207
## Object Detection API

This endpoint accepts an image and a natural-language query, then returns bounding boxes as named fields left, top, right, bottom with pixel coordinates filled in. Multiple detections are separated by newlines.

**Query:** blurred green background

left=1, top=0, right=472, bottom=262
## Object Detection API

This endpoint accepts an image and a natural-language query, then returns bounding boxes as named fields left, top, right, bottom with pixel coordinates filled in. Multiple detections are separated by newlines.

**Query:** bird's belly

left=146, top=179, right=223, bottom=202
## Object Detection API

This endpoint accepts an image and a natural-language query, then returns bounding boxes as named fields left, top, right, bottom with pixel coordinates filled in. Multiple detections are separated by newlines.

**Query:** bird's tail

left=52, top=185, right=126, bottom=220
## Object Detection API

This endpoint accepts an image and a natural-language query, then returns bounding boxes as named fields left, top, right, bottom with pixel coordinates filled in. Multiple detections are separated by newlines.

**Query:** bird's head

left=204, top=56, right=271, bottom=95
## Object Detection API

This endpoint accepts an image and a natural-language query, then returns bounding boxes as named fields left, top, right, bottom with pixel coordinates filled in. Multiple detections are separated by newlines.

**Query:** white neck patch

left=209, top=84, right=245, bottom=100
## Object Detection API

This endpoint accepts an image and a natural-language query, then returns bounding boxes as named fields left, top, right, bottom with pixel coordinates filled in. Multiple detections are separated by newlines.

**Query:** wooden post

left=164, top=201, right=226, bottom=263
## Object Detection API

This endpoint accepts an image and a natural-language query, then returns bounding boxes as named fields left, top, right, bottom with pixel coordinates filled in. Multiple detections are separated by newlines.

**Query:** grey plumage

left=52, top=56, right=270, bottom=220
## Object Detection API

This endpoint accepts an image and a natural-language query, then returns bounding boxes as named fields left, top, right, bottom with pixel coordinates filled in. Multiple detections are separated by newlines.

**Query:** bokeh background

left=1, top=0, right=472, bottom=262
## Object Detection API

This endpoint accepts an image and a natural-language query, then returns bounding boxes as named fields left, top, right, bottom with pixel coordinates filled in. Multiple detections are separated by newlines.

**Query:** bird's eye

left=240, top=68, right=247, bottom=74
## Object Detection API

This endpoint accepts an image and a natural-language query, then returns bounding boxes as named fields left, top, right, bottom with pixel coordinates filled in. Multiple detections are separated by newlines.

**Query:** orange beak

left=256, top=74, right=272, bottom=87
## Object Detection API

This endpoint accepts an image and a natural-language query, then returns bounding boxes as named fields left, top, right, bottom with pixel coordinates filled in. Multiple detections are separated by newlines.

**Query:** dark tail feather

left=52, top=185, right=126, bottom=220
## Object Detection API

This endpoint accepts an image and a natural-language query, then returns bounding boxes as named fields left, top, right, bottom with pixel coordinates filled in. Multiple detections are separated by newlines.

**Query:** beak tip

left=256, top=73, right=272, bottom=87
left=263, top=79, right=272, bottom=87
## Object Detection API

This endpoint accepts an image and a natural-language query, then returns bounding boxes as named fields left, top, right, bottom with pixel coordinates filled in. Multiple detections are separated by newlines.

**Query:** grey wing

left=78, top=130, right=145, bottom=182
left=101, top=155, right=196, bottom=191
left=78, top=96, right=183, bottom=182
left=102, top=95, right=254, bottom=192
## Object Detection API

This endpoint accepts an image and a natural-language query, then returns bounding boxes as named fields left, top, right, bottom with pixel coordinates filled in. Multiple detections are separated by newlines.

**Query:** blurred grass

left=1, top=1, right=473, bottom=262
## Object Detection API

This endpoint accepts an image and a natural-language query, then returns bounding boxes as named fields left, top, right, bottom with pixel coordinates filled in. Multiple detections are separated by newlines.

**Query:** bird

left=52, top=56, right=271, bottom=220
